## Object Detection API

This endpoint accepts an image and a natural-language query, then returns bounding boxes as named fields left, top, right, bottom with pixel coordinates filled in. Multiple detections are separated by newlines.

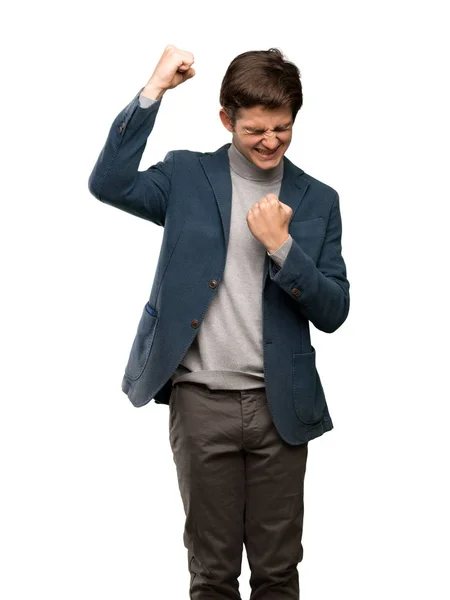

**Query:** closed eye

left=245, top=127, right=291, bottom=134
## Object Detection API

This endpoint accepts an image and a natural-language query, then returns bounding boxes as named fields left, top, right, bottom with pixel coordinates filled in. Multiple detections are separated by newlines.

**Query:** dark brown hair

left=219, top=48, right=303, bottom=125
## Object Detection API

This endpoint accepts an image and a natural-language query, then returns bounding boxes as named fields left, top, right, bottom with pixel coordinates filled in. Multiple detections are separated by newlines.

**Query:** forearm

left=87, top=88, right=172, bottom=224
left=269, top=194, right=350, bottom=333
left=88, top=88, right=161, bottom=202
left=270, top=241, right=349, bottom=332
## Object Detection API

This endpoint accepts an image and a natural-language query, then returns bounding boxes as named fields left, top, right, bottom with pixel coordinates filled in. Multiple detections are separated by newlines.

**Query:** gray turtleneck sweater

left=139, top=92, right=293, bottom=390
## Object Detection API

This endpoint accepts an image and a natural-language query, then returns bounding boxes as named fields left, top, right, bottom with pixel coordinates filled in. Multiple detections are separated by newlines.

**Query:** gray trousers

left=168, top=381, right=309, bottom=599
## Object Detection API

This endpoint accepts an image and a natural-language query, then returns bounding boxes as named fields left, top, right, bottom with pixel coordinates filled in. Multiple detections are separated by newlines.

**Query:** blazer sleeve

left=87, top=88, right=173, bottom=227
left=268, top=191, right=350, bottom=333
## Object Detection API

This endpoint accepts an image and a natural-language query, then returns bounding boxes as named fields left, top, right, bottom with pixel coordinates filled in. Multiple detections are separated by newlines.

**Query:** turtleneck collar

left=228, top=141, right=284, bottom=183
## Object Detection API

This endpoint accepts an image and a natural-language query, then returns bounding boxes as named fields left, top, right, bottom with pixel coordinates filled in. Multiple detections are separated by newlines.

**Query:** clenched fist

left=247, top=194, right=293, bottom=253
left=142, top=45, right=195, bottom=101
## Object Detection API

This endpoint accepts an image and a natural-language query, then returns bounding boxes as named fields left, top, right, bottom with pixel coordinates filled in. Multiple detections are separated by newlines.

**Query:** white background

left=1, top=0, right=449, bottom=598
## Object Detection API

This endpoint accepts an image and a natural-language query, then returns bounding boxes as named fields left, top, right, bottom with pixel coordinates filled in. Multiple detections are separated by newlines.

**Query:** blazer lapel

left=199, top=144, right=233, bottom=248
left=278, top=156, right=309, bottom=219
left=262, top=156, right=310, bottom=284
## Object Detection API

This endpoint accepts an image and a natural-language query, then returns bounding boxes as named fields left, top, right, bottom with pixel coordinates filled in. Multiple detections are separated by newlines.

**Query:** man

left=88, top=44, right=350, bottom=600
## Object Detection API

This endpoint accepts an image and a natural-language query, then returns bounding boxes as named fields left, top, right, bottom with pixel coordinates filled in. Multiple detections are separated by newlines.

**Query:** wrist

left=141, top=81, right=166, bottom=102
left=266, top=234, right=290, bottom=254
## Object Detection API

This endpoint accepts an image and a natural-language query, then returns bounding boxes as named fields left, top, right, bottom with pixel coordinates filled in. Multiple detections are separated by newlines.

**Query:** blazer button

left=119, top=122, right=125, bottom=133
left=191, top=319, right=199, bottom=328
left=292, top=288, right=301, bottom=297
left=209, top=280, right=217, bottom=289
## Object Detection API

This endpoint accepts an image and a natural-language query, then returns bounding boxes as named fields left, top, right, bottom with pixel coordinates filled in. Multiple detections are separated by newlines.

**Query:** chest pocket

left=288, top=217, right=326, bottom=264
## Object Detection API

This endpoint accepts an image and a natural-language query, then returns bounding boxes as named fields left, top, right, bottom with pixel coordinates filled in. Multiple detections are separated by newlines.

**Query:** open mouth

left=254, top=146, right=281, bottom=159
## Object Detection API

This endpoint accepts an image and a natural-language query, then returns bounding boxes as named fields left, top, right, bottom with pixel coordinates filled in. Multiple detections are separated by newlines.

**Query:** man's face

left=219, top=105, right=293, bottom=169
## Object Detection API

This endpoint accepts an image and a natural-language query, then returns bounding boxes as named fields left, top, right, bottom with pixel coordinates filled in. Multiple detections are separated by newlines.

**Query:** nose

left=261, top=132, right=279, bottom=150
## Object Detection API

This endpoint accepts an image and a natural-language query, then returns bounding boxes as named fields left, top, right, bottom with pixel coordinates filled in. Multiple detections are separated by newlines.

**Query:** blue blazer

left=88, top=88, right=350, bottom=445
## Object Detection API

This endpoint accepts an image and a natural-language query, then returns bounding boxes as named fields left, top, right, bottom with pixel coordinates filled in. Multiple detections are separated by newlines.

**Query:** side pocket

left=292, top=346, right=326, bottom=425
left=124, top=301, right=158, bottom=381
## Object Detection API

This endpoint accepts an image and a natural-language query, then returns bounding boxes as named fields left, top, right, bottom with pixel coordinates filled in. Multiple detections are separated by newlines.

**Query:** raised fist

left=145, top=45, right=195, bottom=95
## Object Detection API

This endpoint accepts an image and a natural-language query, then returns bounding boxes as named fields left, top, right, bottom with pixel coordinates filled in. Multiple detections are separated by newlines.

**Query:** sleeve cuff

left=139, top=93, right=158, bottom=109
left=266, top=235, right=293, bottom=268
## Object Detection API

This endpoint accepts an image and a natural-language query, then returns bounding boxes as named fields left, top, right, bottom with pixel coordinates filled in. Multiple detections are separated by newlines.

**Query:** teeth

left=257, top=148, right=278, bottom=155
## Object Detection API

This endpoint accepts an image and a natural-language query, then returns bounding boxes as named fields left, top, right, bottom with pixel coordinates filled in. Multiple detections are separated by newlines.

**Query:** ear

left=219, top=108, right=234, bottom=132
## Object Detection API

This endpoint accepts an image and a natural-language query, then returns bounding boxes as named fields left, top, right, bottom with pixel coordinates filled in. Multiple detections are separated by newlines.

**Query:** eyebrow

left=245, top=123, right=292, bottom=132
